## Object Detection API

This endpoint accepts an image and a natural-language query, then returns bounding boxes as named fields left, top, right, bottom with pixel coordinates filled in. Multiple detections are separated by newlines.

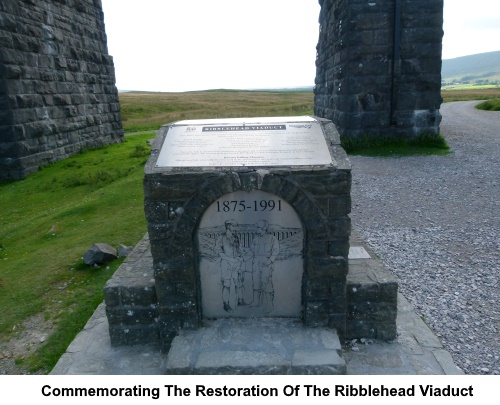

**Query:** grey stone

left=164, top=318, right=344, bottom=374
left=196, top=351, right=289, bottom=369
left=117, top=244, right=132, bottom=258
left=83, top=243, right=118, bottom=266
left=432, top=349, right=464, bottom=375
left=349, top=246, right=371, bottom=259
left=292, top=349, right=344, bottom=367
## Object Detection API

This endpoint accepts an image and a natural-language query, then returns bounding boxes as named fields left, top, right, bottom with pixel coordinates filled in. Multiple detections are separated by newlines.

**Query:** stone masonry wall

left=314, top=0, right=443, bottom=138
left=0, top=0, right=123, bottom=180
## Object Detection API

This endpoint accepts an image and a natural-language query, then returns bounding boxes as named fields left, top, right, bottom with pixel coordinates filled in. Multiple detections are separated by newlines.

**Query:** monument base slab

left=164, top=318, right=345, bottom=375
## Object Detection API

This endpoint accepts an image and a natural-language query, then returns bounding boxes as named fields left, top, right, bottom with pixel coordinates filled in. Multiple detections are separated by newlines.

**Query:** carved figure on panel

left=249, top=220, right=279, bottom=313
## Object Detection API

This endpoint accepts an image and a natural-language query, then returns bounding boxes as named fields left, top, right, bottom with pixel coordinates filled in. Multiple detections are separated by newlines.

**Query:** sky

left=100, top=0, right=500, bottom=92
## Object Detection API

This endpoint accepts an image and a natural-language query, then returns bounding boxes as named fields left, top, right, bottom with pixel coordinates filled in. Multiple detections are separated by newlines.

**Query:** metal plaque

left=156, top=116, right=334, bottom=167
left=197, top=190, right=304, bottom=318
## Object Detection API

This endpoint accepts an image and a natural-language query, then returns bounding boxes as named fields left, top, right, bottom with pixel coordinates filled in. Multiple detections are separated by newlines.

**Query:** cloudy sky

left=100, top=0, right=500, bottom=92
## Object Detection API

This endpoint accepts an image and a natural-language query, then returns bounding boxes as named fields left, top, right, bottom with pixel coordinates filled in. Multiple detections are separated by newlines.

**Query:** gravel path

left=350, top=101, right=499, bottom=375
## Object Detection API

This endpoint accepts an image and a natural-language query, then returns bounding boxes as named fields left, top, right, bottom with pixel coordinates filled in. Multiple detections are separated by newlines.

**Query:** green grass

left=19, top=259, right=125, bottom=372
left=119, top=90, right=314, bottom=132
left=475, top=98, right=500, bottom=111
left=441, top=87, right=500, bottom=103
left=341, top=132, right=450, bottom=157
left=119, top=89, right=499, bottom=132
left=0, top=133, right=154, bottom=373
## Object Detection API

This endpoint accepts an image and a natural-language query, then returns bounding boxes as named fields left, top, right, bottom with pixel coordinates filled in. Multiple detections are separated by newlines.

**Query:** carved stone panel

left=197, top=190, right=304, bottom=318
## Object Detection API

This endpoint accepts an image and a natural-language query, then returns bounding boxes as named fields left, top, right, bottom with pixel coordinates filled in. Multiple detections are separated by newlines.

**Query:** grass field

left=475, top=98, right=500, bottom=111
left=120, top=88, right=500, bottom=132
left=120, top=90, right=314, bottom=132
left=0, top=134, right=153, bottom=372
left=441, top=87, right=500, bottom=103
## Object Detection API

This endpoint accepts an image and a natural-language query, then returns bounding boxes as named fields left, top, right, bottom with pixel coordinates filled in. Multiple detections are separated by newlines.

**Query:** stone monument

left=105, top=116, right=397, bottom=353
left=144, top=116, right=351, bottom=346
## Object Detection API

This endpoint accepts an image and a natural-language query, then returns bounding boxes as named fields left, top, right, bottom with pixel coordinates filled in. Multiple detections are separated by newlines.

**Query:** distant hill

left=249, top=86, right=314, bottom=92
left=442, top=51, right=500, bottom=86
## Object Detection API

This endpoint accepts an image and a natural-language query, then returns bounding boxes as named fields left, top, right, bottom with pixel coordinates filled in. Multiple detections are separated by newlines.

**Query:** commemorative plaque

left=197, top=190, right=304, bottom=318
left=156, top=116, right=334, bottom=167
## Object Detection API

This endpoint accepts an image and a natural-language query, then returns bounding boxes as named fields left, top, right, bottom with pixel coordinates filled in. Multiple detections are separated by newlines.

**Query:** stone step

left=164, top=318, right=345, bottom=375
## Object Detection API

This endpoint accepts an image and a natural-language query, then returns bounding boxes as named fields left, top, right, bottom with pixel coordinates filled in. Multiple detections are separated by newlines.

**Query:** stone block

left=182, top=197, right=208, bottom=222
left=304, top=312, right=330, bottom=327
left=238, top=171, right=260, bottom=191
left=260, top=172, right=285, bottom=194
left=277, top=178, right=300, bottom=201
left=294, top=195, right=320, bottom=222
left=120, top=285, right=157, bottom=306
left=109, top=324, right=159, bottom=347
left=105, top=306, right=158, bottom=325
left=376, top=323, right=397, bottom=341
left=307, top=240, right=328, bottom=257
left=305, top=279, right=332, bottom=299
left=308, top=256, right=348, bottom=279
left=157, top=316, right=184, bottom=335
left=103, top=286, right=121, bottom=307
left=291, top=349, right=345, bottom=374
left=327, top=216, right=351, bottom=238
left=305, top=216, right=329, bottom=239
left=347, top=319, right=377, bottom=339
left=327, top=239, right=350, bottom=257
left=155, top=281, right=197, bottom=305
left=294, top=170, right=352, bottom=195
left=154, top=262, right=196, bottom=283
left=348, top=301, right=397, bottom=323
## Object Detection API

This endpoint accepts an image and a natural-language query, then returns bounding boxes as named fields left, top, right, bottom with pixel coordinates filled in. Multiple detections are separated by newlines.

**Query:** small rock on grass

left=83, top=243, right=117, bottom=266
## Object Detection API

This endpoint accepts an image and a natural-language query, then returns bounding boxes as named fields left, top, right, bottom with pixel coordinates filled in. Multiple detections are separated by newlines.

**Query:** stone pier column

left=314, top=0, right=443, bottom=138
left=0, top=0, right=123, bottom=180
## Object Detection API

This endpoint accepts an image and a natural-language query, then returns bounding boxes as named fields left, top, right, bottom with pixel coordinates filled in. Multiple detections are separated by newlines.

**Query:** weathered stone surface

left=103, top=235, right=159, bottom=346
left=165, top=318, right=345, bottom=375
left=83, top=243, right=118, bottom=265
left=0, top=0, right=123, bottom=180
left=346, top=234, right=398, bottom=340
left=118, top=244, right=132, bottom=258
left=314, top=0, right=443, bottom=138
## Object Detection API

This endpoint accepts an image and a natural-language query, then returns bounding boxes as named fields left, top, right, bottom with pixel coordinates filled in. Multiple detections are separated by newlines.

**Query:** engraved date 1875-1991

left=216, top=200, right=282, bottom=213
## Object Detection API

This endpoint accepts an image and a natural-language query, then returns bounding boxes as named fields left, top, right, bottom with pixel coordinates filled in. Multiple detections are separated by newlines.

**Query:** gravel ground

left=349, top=101, right=499, bottom=375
